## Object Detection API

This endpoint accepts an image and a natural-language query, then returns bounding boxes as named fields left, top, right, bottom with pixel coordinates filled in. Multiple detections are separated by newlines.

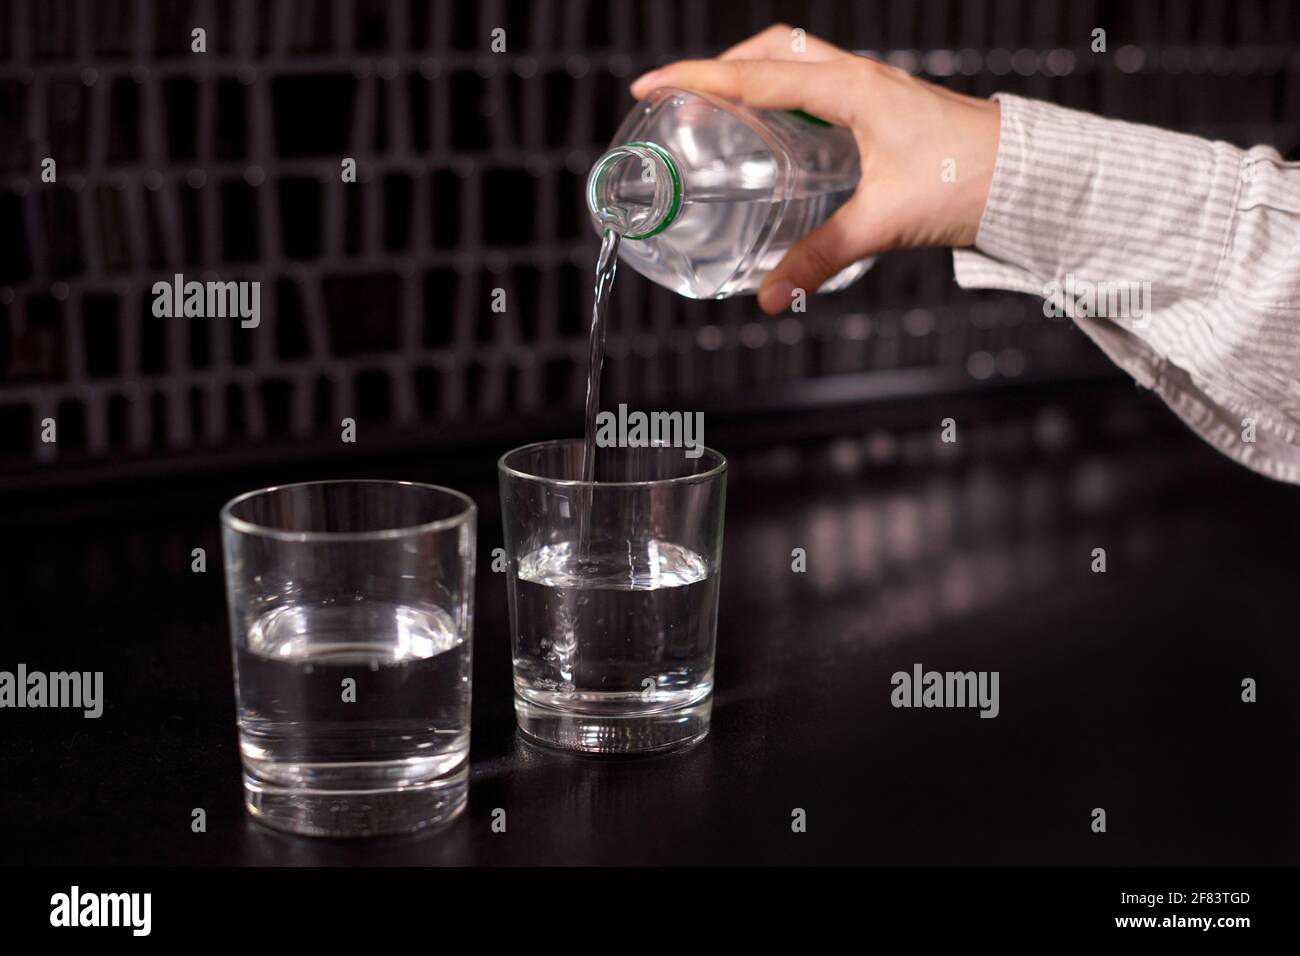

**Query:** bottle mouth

left=586, top=141, right=682, bottom=240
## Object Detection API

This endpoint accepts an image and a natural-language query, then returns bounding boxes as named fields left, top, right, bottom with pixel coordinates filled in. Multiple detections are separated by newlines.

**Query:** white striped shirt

left=954, top=93, right=1300, bottom=484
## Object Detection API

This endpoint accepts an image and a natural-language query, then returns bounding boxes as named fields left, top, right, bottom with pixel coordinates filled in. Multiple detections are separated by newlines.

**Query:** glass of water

left=220, top=480, right=475, bottom=837
left=499, top=440, right=726, bottom=754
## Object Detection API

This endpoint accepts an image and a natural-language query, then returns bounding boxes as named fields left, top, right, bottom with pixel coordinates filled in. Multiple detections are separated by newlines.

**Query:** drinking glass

left=221, top=480, right=475, bottom=837
left=499, top=440, right=726, bottom=753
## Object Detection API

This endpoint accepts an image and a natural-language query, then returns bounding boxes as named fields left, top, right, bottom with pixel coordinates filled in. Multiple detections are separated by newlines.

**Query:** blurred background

left=3, top=0, right=1300, bottom=865
left=2, top=0, right=1297, bottom=487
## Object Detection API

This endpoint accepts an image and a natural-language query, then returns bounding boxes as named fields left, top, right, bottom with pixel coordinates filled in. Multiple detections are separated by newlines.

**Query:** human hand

left=630, top=26, right=1001, bottom=314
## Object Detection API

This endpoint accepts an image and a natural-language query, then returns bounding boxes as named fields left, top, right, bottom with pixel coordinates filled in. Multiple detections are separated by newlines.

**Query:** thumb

left=757, top=194, right=878, bottom=314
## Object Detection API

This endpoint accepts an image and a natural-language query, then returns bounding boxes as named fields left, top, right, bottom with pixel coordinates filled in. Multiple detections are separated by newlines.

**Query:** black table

left=3, top=396, right=1298, bottom=866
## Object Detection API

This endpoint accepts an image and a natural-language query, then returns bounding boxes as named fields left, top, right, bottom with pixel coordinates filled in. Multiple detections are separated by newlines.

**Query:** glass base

left=242, top=768, right=467, bottom=837
left=515, top=694, right=711, bottom=754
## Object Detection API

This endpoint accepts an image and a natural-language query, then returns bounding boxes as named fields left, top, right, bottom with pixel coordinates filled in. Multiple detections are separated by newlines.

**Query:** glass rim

left=220, top=479, right=477, bottom=543
left=497, top=438, right=727, bottom=489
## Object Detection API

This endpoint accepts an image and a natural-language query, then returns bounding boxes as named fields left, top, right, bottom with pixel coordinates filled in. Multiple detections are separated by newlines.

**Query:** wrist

left=953, top=96, right=1001, bottom=248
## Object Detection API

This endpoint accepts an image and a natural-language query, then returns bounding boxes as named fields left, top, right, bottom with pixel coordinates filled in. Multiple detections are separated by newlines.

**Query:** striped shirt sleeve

left=953, top=92, right=1300, bottom=484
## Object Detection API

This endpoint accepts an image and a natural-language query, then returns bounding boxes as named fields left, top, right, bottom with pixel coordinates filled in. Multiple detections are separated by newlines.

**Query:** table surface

left=3, top=402, right=1298, bottom=866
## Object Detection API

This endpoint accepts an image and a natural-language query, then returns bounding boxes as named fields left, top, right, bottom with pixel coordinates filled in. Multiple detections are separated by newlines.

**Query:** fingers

left=757, top=194, right=883, bottom=314
left=629, top=58, right=861, bottom=127
left=625, top=26, right=885, bottom=312
left=718, top=23, right=849, bottom=62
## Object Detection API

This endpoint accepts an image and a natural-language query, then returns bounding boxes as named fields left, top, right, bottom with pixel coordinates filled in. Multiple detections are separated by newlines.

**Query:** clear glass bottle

left=587, top=86, right=872, bottom=299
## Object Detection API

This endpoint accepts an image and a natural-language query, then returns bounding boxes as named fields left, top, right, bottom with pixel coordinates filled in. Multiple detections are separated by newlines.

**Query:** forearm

left=955, top=93, right=1300, bottom=484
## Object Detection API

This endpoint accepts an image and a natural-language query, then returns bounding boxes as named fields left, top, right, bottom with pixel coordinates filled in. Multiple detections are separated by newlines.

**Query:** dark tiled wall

left=1, top=0, right=1297, bottom=480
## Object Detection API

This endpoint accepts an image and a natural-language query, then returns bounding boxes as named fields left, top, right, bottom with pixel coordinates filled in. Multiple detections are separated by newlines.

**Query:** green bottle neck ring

left=587, top=141, right=682, bottom=241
